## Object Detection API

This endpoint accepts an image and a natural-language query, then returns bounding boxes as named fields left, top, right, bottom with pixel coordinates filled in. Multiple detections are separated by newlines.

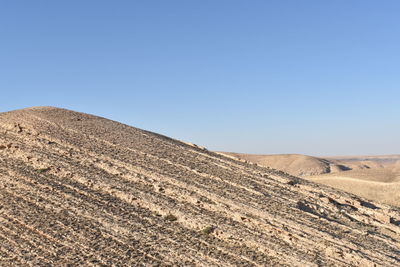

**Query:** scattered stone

left=297, top=201, right=318, bottom=216
left=390, top=217, right=400, bottom=226
left=360, top=200, right=379, bottom=210
left=287, top=180, right=299, bottom=186
left=15, top=124, right=23, bottom=133
left=374, top=213, right=390, bottom=224
left=328, top=197, right=358, bottom=211
left=320, top=197, right=330, bottom=204
left=346, top=199, right=362, bottom=209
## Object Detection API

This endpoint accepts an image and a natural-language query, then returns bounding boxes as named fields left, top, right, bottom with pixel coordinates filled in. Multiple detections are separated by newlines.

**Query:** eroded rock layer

left=0, top=107, right=399, bottom=266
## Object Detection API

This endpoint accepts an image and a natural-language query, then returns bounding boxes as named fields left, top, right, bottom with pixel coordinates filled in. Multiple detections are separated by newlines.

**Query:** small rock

left=347, top=199, right=362, bottom=209
left=390, top=217, right=400, bottom=226
left=320, top=197, right=330, bottom=204
left=15, top=124, right=23, bottom=133
left=287, top=180, right=299, bottom=186
left=374, top=213, right=390, bottom=224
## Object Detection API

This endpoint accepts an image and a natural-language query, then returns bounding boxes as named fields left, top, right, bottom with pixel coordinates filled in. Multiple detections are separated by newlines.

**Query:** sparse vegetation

left=37, top=167, right=51, bottom=173
left=202, top=225, right=215, bottom=235
left=164, top=214, right=177, bottom=222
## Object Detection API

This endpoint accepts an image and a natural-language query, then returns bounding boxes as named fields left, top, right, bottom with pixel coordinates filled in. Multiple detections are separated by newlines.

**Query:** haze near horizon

left=1, top=0, right=399, bottom=156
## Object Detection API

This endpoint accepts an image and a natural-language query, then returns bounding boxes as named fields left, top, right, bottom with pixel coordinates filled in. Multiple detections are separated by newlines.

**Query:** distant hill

left=222, top=152, right=400, bottom=207
left=1, top=107, right=399, bottom=266
left=221, top=153, right=354, bottom=176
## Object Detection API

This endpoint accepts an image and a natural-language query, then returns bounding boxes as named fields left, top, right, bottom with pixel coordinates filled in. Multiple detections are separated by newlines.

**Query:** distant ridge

left=223, top=152, right=400, bottom=207
left=221, top=153, right=352, bottom=176
left=1, top=107, right=399, bottom=266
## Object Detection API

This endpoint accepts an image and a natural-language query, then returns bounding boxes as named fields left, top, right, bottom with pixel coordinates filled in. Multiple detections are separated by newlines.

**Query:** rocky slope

left=1, top=107, right=400, bottom=266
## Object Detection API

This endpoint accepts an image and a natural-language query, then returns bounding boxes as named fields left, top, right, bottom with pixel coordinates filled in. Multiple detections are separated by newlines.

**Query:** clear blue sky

left=1, top=1, right=399, bottom=156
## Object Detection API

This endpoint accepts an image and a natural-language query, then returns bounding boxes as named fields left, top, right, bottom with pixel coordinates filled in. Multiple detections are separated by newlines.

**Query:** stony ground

left=0, top=107, right=399, bottom=266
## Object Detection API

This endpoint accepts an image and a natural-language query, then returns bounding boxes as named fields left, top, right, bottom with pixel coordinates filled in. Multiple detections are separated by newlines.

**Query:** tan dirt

left=1, top=107, right=399, bottom=266
left=224, top=153, right=400, bottom=207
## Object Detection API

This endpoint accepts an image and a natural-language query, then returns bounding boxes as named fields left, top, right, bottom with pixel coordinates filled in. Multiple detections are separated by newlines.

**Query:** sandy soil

left=1, top=107, right=400, bottom=266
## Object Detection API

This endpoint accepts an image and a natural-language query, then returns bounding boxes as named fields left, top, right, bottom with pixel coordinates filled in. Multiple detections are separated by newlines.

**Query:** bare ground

left=225, top=152, right=400, bottom=207
left=307, top=168, right=400, bottom=207
left=1, top=107, right=400, bottom=266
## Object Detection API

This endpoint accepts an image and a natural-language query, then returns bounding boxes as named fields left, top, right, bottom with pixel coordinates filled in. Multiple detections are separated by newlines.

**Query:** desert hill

left=307, top=169, right=400, bottom=207
left=1, top=107, right=400, bottom=266
left=221, top=153, right=396, bottom=177
left=308, top=157, right=400, bottom=207
left=222, top=153, right=400, bottom=207
left=222, top=153, right=353, bottom=176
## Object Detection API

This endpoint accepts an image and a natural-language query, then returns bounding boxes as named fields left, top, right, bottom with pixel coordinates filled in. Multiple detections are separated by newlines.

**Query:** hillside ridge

left=1, top=107, right=399, bottom=266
